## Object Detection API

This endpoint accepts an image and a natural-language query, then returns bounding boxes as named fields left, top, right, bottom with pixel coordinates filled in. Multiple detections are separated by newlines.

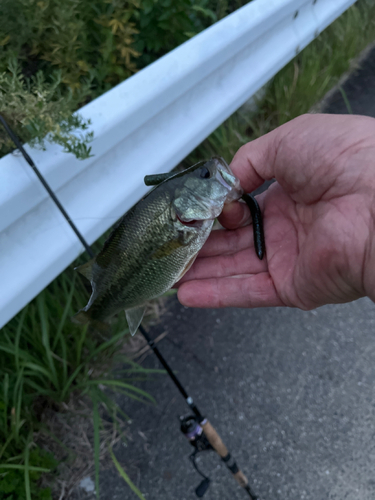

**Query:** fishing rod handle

left=201, top=420, right=254, bottom=494
left=201, top=420, right=228, bottom=457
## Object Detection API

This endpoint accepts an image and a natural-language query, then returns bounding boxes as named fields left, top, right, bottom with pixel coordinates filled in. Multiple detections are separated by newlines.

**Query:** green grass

left=109, top=446, right=146, bottom=500
left=250, top=0, right=375, bottom=130
left=1, top=0, right=375, bottom=498
left=185, top=0, right=375, bottom=166
left=0, top=264, right=159, bottom=500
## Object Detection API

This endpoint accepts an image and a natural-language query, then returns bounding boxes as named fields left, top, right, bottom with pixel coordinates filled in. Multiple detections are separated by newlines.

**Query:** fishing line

left=1, top=115, right=259, bottom=499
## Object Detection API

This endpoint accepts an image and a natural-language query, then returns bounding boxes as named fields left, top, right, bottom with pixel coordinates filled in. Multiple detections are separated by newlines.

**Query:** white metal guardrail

left=0, top=0, right=356, bottom=328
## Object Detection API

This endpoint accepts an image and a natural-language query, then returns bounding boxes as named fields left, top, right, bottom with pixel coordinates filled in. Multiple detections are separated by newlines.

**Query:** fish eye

left=199, top=167, right=211, bottom=179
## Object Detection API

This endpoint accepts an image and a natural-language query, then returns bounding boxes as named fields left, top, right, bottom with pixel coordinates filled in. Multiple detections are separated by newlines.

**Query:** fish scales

left=89, top=188, right=205, bottom=318
left=74, top=157, right=243, bottom=335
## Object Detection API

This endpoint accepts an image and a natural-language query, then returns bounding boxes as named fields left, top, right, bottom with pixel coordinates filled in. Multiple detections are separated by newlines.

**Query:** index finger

left=229, top=113, right=375, bottom=199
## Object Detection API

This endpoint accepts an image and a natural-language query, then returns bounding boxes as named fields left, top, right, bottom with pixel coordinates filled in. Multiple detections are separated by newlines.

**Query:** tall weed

left=0, top=267, right=157, bottom=499
left=186, top=0, right=375, bottom=165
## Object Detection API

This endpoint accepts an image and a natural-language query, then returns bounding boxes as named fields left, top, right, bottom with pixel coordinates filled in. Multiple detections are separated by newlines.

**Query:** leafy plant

left=0, top=0, right=226, bottom=160
left=0, top=444, right=56, bottom=500
left=132, top=0, right=217, bottom=67
left=0, top=59, right=93, bottom=159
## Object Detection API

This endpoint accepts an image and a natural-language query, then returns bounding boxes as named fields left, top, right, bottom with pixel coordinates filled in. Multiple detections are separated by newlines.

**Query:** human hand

left=177, top=114, right=375, bottom=310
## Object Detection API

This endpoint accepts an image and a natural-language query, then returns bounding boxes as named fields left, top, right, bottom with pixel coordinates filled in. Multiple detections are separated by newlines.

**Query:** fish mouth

left=176, top=214, right=205, bottom=228
left=213, top=156, right=243, bottom=200
left=216, top=170, right=233, bottom=190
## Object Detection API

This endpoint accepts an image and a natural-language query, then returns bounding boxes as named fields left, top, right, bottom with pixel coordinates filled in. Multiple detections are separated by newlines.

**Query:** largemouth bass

left=73, top=157, right=243, bottom=336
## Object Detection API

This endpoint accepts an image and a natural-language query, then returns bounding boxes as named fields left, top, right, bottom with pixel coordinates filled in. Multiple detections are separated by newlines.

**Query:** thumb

left=218, top=200, right=251, bottom=229
left=229, top=113, right=375, bottom=201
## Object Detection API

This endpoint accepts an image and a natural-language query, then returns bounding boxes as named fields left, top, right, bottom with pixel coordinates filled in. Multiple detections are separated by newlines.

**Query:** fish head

left=170, top=157, right=243, bottom=225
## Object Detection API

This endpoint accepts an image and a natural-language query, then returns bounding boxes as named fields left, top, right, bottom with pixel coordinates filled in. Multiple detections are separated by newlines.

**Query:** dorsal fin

left=74, top=259, right=95, bottom=282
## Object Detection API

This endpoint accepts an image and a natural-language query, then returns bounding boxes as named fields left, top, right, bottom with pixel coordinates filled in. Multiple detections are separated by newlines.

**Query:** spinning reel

left=180, top=415, right=213, bottom=497
left=180, top=414, right=257, bottom=499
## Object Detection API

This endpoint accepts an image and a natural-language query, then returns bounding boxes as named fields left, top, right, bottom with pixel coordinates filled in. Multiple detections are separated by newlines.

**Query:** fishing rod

left=1, top=116, right=258, bottom=499
left=138, top=324, right=257, bottom=498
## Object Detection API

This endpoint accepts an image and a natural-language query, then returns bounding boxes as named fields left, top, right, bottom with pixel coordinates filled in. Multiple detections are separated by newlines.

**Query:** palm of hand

left=260, top=182, right=366, bottom=309
left=177, top=114, right=375, bottom=309
left=177, top=182, right=367, bottom=309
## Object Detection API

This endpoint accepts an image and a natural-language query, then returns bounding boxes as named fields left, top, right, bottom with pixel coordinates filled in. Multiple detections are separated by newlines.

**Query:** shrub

left=0, top=0, right=229, bottom=159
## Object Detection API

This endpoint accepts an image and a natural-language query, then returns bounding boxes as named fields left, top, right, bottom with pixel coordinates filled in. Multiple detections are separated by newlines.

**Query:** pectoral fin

left=125, top=305, right=146, bottom=336
left=151, top=231, right=195, bottom=260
